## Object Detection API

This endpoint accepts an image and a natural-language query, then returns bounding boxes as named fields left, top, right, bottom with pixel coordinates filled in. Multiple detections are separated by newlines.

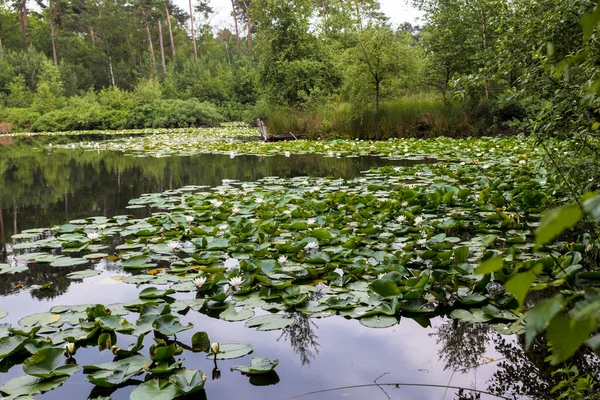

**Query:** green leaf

left=169, top=369, right=207, bottom=394
left=49, top=257, right=89, bottom=268
left=0, top=334, right=28, bottom=358
left=547, top=314, right=596, bottom=365
left=130, top=379, right=182, bottom=400
left=220, top=306, right=255, bottom=322
left=311, top=228, right=333, bottom=240
left=231, top=357, right=279, bottom=374
left=152, top=315, right=193, bottom=336
left=139, top=287, right=175, bottom=299
left=83, top=355, right=152, bottom=387
left=0, top=375, right=69, bottom=396
left=245, top=314, right=294, bottom=331
left=121, top=255, right=153, bottom=269
left=191, top=332, right=210, bottom=352
left=66, top=270, right=102, bottom=280
left=475, top=256, right=503, bottom=275
left=451, top=309, right=492, bottom=323
left=359, top=315, right=398, bottom=328
left=18, top=313, right=60, bottom=327
left=23, top=348, right=79, bottom=378
left=369, top=279, right=401, bottom=298
left=453, top=246, right=470, bottom=264
left=524, top=295, right=564, bottom=349
left=505, top=268, right=540, bottom=308
left=206, top=343, right=253, bottom=360
left=535, top=204, right=582, bottom=248
left=583, top=194, right=600, bottom=219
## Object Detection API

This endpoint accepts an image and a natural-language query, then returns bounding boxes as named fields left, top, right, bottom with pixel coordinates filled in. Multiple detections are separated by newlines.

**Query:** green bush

left=30, top=106, right=128, bottom=132
left=0, top=107, right=41, bottom=131
left=127, top=99, right=224, bottom=128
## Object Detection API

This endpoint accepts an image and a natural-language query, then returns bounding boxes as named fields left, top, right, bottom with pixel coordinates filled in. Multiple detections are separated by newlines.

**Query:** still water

left=0, top=137, right=570, bottom=399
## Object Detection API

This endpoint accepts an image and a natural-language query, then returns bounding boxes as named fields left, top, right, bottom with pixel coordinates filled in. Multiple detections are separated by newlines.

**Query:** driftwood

left=256, top=119, right=306, bottom=142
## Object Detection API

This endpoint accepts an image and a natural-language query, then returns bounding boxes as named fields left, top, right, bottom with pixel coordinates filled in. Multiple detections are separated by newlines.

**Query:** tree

left=253, top=0, right=340, bottom=107
left=342, top=24, right=409, bottom=115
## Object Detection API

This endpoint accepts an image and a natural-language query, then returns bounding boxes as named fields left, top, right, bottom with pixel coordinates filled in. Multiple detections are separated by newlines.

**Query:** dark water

left=0, top=136, right=587, bottom=400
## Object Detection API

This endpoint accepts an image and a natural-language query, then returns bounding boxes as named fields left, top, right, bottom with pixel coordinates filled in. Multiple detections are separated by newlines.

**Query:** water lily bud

left=210, top=342, right=220, bottom=355
left=64, top=342, right=76, bottom=356
left=111, top=345, right=120, bottom=355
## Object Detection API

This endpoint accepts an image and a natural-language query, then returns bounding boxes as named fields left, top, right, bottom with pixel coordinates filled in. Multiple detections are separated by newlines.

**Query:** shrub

left=127, top=99, right=224, bottom=128
left=0, top=108, right=41, bottom=131
left=0, top=121, right=12, bottom=134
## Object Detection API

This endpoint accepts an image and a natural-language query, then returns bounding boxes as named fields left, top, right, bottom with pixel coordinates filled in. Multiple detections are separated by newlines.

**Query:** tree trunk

left=0, top=36, right=3, bottom=61
left=19, top=0, right=29, bottom=50
left=230, top=0, right=240, bottom=46
left=355, top=0, right=362, bottom=31
left=189, top=0, right=198, bottom=61
left=50, top=18, right=58, bottom=65
left=241, top=0, right=252, bottom=50
left=158, top=19, right=167, bottom=75
left=141, top=10, right=157, bottom=76
left=164, top=4, right=176, bottom=58
left=125, top=34, right=136, bottom=64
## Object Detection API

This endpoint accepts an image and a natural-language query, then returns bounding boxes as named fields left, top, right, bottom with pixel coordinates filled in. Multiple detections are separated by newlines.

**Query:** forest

left=0, top=0, right=595, bottom=141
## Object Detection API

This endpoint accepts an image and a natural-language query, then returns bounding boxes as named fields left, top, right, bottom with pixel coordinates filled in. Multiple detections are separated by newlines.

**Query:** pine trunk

left=230, top=0, right=240, bottom=46
left=20, top=0, right=29, bottom=49
left=189, top=0, right=198, bottom=61
left=158, top=19, right=167, bottom=75
left=164, top=4, right=176, bottom=58
left=141, top=10, right=157, bottom=76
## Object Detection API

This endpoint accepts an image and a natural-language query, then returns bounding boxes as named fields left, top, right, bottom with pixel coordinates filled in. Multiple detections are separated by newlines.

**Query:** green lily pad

left=231, top=357, right=279, bottom=375
left=0, top=311, right=7, bottom=320
left=130, top=379, right=181, bottom=400
left=206, top=343, right=253, bottom=360
left=19, top=313, right=61, bottom=327
left=50, top=257, right=89, bottom=268
left=219, top=307, right=255, bottom=322
left=360, top=315, right=398, bottom=328
left=0, top=375, right=69, bottom=396
left=66, top=270, right=102, bottom=280
left=245, top=314, right=295, bottom=331
left=22, top=348, right=79, bottom=378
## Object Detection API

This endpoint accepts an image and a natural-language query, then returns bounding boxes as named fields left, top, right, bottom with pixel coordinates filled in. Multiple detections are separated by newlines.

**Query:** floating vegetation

left=1, top=129, right=594, bottom=398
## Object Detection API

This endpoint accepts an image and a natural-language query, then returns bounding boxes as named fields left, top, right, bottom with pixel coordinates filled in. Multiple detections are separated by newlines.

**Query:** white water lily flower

left=377, top=273, right=386, bottom=279
left=224, top=257, right=240, bottom=270
left=305, top=241, right=319, bottom=252
left=210, top=342, right=220, bottom=355
left=327, top=151, right=334, bottom=157
left=401, top=201, right=409, bottom=208
left=185, top=215, right=194, bottom=224
left=218, top=224, right=228, bottom=231
left=414, top=216, right=424, bottom=225
left=334, top=267, right=344, bottom=277
left=167, top=241, right=181, bottom=250
left=393, top=167, right=401, bottom=173
left=193, top=276, right=207, bottom=288
left=278, top=255, right=288, bottom=264
left=222, top=179, right=232, bottom=185
left=460, top=161, right=466, bottom=166
left=228, top=276, right=243, bottom=290
left=232, top=207, right=240, bottom=214
left=87, top=232, right=99, bottom=240
left=210, top=199, right=223, bottom=207
left=417, top=238, right=427, bottom=246
left=255, top=198, right=265, bottom=204
left=519, top=159, right=526, bottom=165
left=307, top=218, right=316, bottom=225
left=284, top=151, right=291, bottom=157
left=64, top=343, right=76, bottom=356
left=424, top=293, right=436, bottom=303
left=71, top=144, right=76, bottom=150
left=230, top=151, right=236, bottom=158
left=283, top=209, right=292, bottom=215
left=367, top=257, right=378, bottom=266
left=396, top=215, right=407, bottom=223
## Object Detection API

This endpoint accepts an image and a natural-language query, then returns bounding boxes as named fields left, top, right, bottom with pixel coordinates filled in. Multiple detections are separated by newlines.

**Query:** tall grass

left=265, top=95, right=484, bottom=139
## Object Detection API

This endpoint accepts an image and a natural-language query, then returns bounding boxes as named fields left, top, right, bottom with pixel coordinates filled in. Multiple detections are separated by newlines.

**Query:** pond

left=0, top=132, right=591, bottom=400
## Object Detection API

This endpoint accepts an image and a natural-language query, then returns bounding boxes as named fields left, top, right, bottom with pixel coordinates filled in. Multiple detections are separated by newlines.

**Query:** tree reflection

left=433, top=318, right=600, bottom=399
left=431, top=319, right=490, bottom=371
left=278, top=312, right=320, bottom=366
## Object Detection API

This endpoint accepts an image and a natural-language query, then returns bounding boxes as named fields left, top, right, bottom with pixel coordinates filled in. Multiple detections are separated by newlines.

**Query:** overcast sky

left=173, top=0, right=424, bottom=30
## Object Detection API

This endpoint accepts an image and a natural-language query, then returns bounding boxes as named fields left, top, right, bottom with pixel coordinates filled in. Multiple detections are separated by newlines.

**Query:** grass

left=265, top=95, right=483, bottom=140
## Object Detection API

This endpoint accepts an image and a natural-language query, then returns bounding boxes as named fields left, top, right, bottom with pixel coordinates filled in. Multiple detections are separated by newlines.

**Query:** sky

left=173, top=0, right=424, bottom=31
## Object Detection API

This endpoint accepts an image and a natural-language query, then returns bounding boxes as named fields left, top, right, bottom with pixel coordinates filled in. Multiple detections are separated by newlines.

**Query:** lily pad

left=19, top=313, right=61, bottom=327
left=245, top=314, right=295, bottom=331
left=206, top=343, right=253, bottom=360
left=360, top=315, right=398, bottom=328
left=231, top=357, right=279, bottom=375
left=66, top=270, right=102, bottom=280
